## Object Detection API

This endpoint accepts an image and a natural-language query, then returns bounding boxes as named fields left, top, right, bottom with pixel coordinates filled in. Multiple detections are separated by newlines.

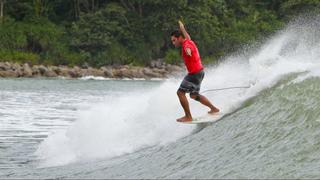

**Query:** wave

left=36, top=15, right=320, bottom=168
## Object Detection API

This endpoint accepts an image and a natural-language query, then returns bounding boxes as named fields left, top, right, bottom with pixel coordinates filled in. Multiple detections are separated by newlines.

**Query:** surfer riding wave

left=170, top=20, right=220, bottom=122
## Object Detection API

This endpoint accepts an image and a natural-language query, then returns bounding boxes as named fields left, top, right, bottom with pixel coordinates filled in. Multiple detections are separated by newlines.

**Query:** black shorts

left=178, top=70, right=204, bottom=95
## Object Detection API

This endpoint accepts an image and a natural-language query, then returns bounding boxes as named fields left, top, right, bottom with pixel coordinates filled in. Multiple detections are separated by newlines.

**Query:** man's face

left=171, top=36, right=181, bottom=47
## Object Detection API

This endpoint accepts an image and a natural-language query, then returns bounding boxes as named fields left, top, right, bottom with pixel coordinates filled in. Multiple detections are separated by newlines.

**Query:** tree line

left=0, top=0, right=319, bottom=67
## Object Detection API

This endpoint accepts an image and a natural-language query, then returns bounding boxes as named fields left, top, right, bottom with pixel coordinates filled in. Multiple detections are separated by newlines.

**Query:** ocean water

left=1, top=16, right=320, bottom=178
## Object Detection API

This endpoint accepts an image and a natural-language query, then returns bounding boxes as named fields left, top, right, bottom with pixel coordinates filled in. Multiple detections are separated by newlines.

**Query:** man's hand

left=178, top=20, right=184, bottom=29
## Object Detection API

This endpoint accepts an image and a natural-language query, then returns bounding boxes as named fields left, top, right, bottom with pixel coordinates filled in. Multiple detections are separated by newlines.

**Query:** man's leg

left=177, top=90, right=193, bottom=122
left=190, top=93, right=220, bottom=114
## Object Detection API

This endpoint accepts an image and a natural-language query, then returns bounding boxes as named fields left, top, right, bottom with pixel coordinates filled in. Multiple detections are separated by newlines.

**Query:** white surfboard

left=180, top=112, right=225, bottom=124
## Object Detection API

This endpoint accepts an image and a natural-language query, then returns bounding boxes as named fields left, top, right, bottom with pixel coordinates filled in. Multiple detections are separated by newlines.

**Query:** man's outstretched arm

left=179, top=20, right=191, bottom=40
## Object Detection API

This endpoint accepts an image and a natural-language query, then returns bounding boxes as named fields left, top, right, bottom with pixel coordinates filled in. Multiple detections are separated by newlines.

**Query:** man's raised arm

left=178, top=20, right=191, bottom=40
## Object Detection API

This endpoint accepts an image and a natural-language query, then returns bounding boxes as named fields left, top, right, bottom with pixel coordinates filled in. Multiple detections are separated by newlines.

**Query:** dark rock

left=166, top=64, right=183, bottom=73
left=101, top=67, right=114, bottom=77
left=0, top=70, right=18, bottom=77
left=38, top=65, right=48, bottom=75
left=50, top=66, right=61, bottom=75
left=31, top=66, right=40, bottom=76
left=143, top=68, right=163, bottom=78
left=130, top=68, right=145, bottom=78
left=152, top=68, right=167, bottom=75
left=58, top=66, right=71, bottom=77
left=112, top=66, right=129, bottom=78
left=68, top=69, right=79, bottom=78
left=113, top=67, right=132, bottom=78
left=44, top=70, right=57, bottom=77
left=0, top=62, right=10, bottom=71
left=88, top=67, right=104, bottom=77
left=22, top=63, right=33, bottom=77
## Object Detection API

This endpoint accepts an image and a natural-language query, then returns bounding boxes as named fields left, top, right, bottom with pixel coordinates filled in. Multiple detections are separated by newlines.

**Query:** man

left=171, top=20, right=219, bottom=122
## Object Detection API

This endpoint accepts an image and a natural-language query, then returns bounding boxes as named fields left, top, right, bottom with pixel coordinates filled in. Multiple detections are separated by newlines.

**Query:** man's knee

left=190, top=93, right=201, bottom=101
left=177, top=90, right=185, bottom=97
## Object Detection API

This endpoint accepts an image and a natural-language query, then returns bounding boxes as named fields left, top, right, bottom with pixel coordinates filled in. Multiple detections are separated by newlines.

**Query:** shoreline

left=0, top=62, right=184, bottom=80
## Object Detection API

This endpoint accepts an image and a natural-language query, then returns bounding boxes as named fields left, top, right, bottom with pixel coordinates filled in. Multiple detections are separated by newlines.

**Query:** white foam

left=79, top=76, right=111, bottom=81
left=78, top=76, right=165, bottom=81
left=36, top=80, right=194, bottom=167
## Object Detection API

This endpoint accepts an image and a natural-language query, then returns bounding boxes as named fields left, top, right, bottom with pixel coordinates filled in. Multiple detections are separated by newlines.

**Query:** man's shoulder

left=183, top=39, right=196, bottom=48
left=184, top=39, right=194, bottom=44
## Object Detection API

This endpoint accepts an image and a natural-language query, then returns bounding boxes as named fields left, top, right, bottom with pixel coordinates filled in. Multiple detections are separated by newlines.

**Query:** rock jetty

left=0, top=61, right=184, bottom=79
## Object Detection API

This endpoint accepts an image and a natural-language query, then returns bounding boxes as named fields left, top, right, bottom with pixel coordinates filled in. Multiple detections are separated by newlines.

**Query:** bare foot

left=177, top=116, right=193, bottom=122
left=208, top=108, right=220, bottom=114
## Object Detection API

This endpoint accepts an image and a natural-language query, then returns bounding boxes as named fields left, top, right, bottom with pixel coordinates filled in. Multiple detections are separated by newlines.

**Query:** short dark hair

left=171, top=30, right=183, bottom=38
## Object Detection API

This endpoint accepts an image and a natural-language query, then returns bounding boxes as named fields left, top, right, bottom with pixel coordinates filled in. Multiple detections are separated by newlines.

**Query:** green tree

left=0, top=0, right=5, bottom=24
left=0, top=0, right=319, bottom=67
